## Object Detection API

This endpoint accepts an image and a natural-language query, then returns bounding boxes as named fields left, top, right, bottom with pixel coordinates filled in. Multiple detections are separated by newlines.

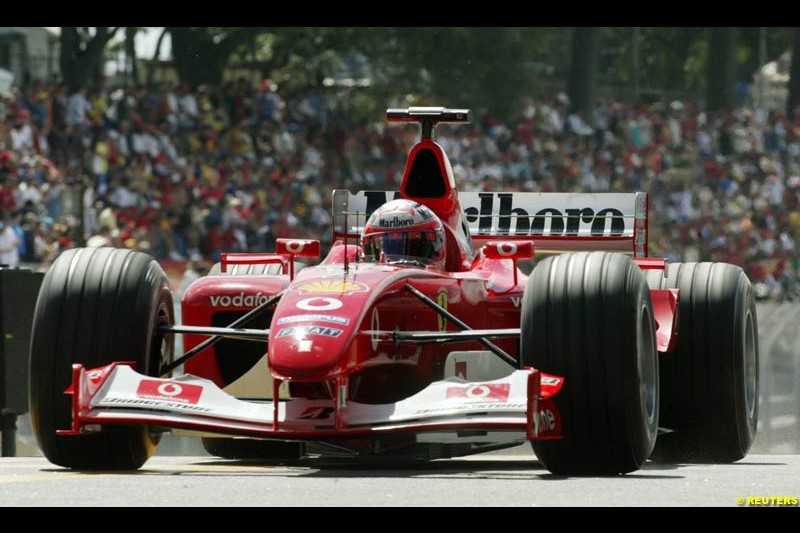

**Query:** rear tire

left=202, top=437, right=302, bottom=461
left=29, top=248, right=174, bottom=470
left=522, top=252, right=658, bottom=475
left=646, top=262, right=758, bottom=463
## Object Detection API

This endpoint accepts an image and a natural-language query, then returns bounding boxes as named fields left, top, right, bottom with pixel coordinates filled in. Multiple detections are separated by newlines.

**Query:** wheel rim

left=152, top=303, right=174, bottom=377
left=744, top=309, right=757, bottom=419
left=146, top=301, right=174, bottom=447
left=639, top=305, right=658, bottom=426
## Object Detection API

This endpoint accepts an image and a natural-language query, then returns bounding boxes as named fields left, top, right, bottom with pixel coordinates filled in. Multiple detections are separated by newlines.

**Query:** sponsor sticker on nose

left=446, top=383, right=510, bottom=402
left=137, top=380, right=203, bottom=404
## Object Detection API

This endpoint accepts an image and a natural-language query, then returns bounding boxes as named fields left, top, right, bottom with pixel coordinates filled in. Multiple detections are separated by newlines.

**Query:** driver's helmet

left=361, top=199, right=446, bottom=270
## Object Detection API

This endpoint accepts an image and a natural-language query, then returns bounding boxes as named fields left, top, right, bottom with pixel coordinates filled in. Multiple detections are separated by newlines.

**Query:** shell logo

left=295, top=280, right=368, bottom=295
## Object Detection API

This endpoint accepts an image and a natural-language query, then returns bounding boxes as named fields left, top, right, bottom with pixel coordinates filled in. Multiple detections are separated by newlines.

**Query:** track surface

left=1, top=452, right=798, bottom=507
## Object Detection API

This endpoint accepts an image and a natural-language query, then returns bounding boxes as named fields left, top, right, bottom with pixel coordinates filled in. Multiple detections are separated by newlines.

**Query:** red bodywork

left=182, top=138, right=532, bottom=406
left=182, top=136, right=677, bottom=402
left=60, top=109, right=679, bottom=456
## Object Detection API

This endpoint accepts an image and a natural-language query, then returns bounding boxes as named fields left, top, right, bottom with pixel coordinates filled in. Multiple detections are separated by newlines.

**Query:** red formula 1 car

left=28, top=108, right=759, bottom=475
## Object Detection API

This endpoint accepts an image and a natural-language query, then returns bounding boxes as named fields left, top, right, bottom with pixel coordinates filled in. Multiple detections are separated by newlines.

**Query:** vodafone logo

left=296, top=297, right=343, bottom=311
left=446, top=383, right=510, bottom=402
left=209, top=292, right=270, bottom=308
left=157, top=383, right=183, bottom=397
left=137, top=380, right=203, bottom=404
left=496, top=243, right=518, bottom=256
left=465, top=385, right=492, bottom=398
left=285, top=240, right=305, bottom=254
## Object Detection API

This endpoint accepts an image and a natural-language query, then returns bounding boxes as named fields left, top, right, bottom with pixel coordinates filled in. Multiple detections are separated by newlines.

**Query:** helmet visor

left=363, top=230, right=442, bottom=266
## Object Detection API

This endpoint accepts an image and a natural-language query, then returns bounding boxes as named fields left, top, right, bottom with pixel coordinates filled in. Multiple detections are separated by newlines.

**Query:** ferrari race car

left=28, top=108, right=759, bottom=475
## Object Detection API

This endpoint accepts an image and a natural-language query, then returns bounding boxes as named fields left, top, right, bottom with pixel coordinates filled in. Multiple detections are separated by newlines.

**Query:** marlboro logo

left=361, top=191, right=628, bottom=236
left=378, top=216, right=414, bottom=228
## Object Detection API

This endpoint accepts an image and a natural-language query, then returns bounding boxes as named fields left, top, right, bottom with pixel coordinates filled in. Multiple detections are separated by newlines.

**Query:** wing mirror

left=482, top=241, right=534, bottom=260
left=482, top=241, right=535, bottom=287
left=276, top=239, right=321, bottom=280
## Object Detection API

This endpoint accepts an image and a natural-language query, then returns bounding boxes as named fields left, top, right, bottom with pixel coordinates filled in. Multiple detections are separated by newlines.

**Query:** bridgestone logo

left=209, top=292, right=270, bottom=307
left=103, top=396, right=212, bottom=413
left=415, top=403, right=525, bottom=414
left=538, top=409, right=556, bottom=432
left=378, top=216, right=413, bottom=228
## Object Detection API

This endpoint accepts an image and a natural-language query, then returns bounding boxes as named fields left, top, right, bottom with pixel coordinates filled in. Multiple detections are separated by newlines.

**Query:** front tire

left=521, top=252, right=658, bottom=475
left=646, top=262, right=758, bottom=463
left=29, top=248, right=174, bottom=470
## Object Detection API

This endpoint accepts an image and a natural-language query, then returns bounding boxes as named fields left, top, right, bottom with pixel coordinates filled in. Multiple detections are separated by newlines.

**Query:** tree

left=147, top=27, right=169, bottom=86
left=736, top=27, right=794, bottom=83
left=225, top=28, right=552, bottom=119
left=567, top=27, right=601, bottom=117
left=363, top=28, right=551, bottom=119
left=263, top=27, right=368, bottom=90
left=594, top=27, right=704, bottom=98
left=60, top=27, right=120, bottom=91
left=706, top=27, right=738, bottom=112
left=125, top=27, right=139, bottom=85
left=168, top=27, right=258, bottom=86
left=787, top=28, right=800, bottom=119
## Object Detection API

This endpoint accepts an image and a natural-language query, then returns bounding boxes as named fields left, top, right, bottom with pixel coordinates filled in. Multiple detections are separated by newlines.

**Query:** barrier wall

left=752, top=303, right=800, bottom=454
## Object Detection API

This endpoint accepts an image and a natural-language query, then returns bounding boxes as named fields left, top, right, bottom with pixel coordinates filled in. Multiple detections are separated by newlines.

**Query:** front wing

left=59, top=363, right=563, bottom=443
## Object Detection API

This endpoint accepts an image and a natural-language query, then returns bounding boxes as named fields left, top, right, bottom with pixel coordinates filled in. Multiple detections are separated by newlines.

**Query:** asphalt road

left=1, top=452, right=798, bottom=507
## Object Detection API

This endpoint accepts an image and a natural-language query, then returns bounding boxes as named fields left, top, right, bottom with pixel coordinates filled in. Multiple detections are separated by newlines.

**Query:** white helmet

left=361, top=199, right=446, bottom=270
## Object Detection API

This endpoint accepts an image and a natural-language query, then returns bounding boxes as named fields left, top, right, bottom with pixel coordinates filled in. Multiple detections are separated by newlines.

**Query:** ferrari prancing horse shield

left=437, top=289, right=448, bottom=331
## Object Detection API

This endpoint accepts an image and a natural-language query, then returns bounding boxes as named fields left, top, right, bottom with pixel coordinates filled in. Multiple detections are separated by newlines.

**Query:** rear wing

left=332, top=190, right=649, bottom=257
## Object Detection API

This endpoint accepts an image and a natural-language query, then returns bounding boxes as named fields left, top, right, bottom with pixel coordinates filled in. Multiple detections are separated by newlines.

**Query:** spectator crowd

left=0, top=77, right=798, bottom=301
